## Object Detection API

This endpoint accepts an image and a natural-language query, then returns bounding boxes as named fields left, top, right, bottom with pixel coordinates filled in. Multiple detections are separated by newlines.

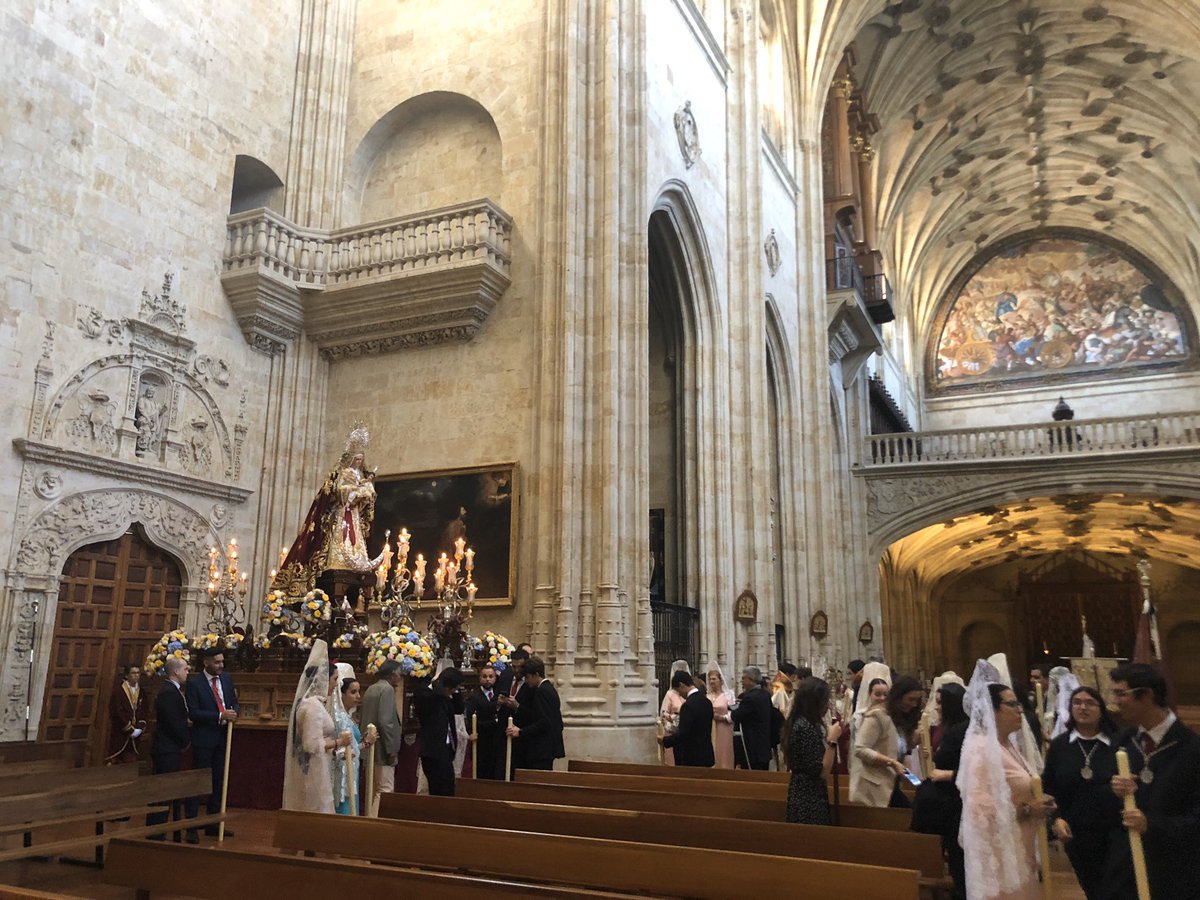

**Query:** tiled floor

left=0, top=807, right=1090, bottom=899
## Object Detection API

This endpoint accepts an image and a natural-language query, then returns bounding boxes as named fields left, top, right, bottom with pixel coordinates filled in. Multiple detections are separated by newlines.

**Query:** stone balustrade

left=220, top=200, right=514, bottom=357
left=864, top=411, right=1200, bottom=467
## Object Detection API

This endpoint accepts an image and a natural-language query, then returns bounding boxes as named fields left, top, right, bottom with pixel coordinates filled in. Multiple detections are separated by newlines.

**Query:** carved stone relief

left=764, top=229, right=781, bottom=276
left=133, top=376, right=170, bottom=459
left=64, top=389, right=118, bottom=453
left=193, top=354, right=230, bottom=387
left=674, top=101, right=701, bottom=169
left=178, top=418, right=214, bottom=474
left=32, top=471, right=62, bottom=501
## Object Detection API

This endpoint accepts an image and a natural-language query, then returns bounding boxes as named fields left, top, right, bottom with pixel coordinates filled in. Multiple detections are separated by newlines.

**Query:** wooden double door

left=39, top=527, right=182, bottom=762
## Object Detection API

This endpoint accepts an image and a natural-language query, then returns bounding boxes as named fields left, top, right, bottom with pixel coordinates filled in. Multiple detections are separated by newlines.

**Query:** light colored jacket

left=360, top=679, right=404, bottom=763
left=850, top=707, right=899, bottom=807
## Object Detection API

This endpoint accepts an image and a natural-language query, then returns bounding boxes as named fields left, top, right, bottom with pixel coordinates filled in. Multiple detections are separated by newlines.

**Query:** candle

left=415, top=554, right=426, bottom=578
left=279, top=545, right=288, bottom=567
left=454, top=537, right=466, bottom=561
left=464, top=548, right=474, bottom=572
left=466, top=582, right=477, bottom=604
left=269, top=568, right=277, bottom=579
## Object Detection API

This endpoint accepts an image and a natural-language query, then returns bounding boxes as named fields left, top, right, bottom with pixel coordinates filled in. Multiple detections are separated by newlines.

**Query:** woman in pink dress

left=957, top=660, right=1055, bottom=900
left=706, top=662, right=735, bottom=769
left=659, top=660, right=689, bottom=765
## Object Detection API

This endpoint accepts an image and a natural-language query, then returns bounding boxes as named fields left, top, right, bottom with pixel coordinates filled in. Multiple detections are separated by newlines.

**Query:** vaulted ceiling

left=851, top=0, right=1200, bottom=341
left=883, top=492, right=1200, bottom=583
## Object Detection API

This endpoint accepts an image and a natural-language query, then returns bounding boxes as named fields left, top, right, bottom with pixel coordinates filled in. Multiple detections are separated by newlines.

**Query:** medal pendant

left=1080, top=765, right=1093, bottom=781
left=1140, top=768, right=1154, bottom=785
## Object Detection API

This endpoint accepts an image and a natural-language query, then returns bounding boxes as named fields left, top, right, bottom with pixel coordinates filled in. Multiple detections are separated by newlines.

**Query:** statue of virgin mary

left=271, top=424, right=384, bottom=601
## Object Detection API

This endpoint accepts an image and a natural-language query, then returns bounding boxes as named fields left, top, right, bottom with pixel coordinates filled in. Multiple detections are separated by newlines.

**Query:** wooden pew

left=0, top=741, right=86, bottom=766
left=0, top=769, right=218, bottom=863
left=0, top=759, right=79, bottom=778
left=458, top=776, right=913, bottom=831
left=0, top=886, right=74, bottom=899
left=102, top=838, right=623, bottom=900
left=378, top=792, right=951, bottom=897
left=0, top=763, right=139, bottom=798
left=274, top=809, right=922, bottom=900
left=518, top=767, right=787, bottom=799
left=570, top=759, right=917, bottom=798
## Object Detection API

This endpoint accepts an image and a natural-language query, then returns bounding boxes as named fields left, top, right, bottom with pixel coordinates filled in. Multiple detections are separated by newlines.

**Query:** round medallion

left=1040, top=337, right=1074, bottom=369
left=1140, top=767, right=1154, bottom=785
left=1080, top=765, right=1093, bottom=781
left=955, top=341, right=995, bottom=375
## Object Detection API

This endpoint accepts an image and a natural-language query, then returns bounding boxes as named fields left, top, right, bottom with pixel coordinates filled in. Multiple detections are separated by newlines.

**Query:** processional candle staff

left=1116, top=749, right=1151, bottom=900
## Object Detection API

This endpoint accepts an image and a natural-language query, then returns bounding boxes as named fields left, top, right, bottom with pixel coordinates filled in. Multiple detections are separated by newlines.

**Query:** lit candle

left=466, top=582, right=477, bottom=604
left=208, top=580, right=216, bottom=594
left=454, top=537, right=466, bottom=561
left=464, top=548, right=474, bottom=572
left=239, top=572, right=248, bottom=596
left=270, top=568, right=277, bottom=579
left=434, top=571, right=445, bottom=593
left=278, top=545, right=288, bottom=567
left=415, top=554, right=426, bottom=578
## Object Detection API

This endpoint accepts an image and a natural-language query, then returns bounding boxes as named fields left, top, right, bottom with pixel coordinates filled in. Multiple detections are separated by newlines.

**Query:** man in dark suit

left=731, top=665, right=772, bottom=770
left=1101, top=662, right=1200, bottom=900
left=496, top=648, right=530, bottom=776
left=149, top=656, right=195, bottom=842
left=660, top=669, right=714, bottom=767
left=413, top=668, right=465, bottom=796
left=506, top=656, right=564, bottom=770
left=464, top=662, right=506, bottom=779
left=184, top=647, right=239, bottom=836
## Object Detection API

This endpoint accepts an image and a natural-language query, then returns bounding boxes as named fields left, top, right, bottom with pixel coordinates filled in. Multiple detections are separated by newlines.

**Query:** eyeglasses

left=999, top=700, right=1023, bottom=709
left=1070, top=699, right=1100, bottom=709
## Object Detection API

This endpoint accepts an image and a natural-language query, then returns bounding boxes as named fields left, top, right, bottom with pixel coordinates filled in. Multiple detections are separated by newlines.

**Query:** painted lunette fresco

left=933, top=238, right=1187, bottom=390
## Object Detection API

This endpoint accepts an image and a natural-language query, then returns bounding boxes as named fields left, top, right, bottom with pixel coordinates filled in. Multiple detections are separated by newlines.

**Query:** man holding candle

left=184, top=648, right=239, bottom=837
left=506, top=656, right=564, bottom=770
left=1101, top=662, right=1200, bottom=900
left=464, top=663, right=506, bottom=779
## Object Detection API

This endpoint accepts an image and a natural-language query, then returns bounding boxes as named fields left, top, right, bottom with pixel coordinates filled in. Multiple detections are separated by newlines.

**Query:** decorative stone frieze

left=221, top=199, right=514, bottom=359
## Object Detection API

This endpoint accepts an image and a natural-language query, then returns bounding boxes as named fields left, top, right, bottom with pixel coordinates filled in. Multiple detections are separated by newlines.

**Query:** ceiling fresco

left=931, top=235, right=1190, bottom=391
left=851, top=1, right=1200, bottom=342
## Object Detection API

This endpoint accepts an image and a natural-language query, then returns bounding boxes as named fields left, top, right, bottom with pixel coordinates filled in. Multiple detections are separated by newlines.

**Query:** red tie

left=210, top=676, right=225, bottom=713
left=1140, top=732, right=1155, bottom=756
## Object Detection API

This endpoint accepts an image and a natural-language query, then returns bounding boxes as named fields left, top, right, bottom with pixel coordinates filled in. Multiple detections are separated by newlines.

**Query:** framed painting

left=368, top=463, right=517, bottom=608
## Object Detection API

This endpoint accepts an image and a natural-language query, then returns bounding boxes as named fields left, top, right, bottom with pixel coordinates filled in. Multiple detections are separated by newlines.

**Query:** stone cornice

left=13, top=438, right=254, bottom=504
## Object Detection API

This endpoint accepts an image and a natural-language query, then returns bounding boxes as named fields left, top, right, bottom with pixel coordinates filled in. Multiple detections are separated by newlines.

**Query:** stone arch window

left=346, top=91, right=502, bottom=225
left=229, top=155, right=284, bottom=214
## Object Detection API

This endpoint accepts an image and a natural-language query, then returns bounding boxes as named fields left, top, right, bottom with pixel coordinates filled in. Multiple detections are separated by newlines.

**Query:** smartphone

left=902, top=770, right=922, bottom=787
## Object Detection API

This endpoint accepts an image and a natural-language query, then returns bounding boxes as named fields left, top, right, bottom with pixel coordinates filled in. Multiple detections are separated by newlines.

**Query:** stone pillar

left=284, top=0, right=356, bottom=230
left=725, top=0, right=776, bottom=674
left=528, top=0, right=657, bottom=756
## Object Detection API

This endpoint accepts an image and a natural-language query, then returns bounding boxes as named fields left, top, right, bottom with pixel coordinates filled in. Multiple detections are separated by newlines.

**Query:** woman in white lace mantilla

left=956, top=659, right=1056, bottom=900
left=282, top=640, right=352, bottom=814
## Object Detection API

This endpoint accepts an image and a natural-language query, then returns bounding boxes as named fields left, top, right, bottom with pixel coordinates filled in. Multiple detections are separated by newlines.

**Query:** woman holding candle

left=329, top=664, right=377, bottom=815
left=1041, top=685, right=1118, bottom=899
left=282, top=640, right=353, bottom=814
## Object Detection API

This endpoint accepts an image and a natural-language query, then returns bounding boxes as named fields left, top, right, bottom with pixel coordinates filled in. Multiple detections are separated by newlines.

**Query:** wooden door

left=39, top=527, right=182, bottom=762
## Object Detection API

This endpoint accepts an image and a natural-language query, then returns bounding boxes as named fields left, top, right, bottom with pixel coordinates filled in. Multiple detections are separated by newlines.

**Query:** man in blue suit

left=185, top=647, right=239, bottom=836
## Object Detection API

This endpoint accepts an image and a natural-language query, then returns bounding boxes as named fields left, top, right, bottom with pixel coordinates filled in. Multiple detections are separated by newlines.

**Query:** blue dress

left=332, top=711, right=361, bottom=815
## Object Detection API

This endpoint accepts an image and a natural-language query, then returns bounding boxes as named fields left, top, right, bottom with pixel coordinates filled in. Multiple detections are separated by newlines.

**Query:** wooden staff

left=504, top=731, right=513, bottom=782
left=217, top=720, right=233, bottom=843
left=364, top=724, right=377, bottom=817
left=471, top=713, right=478, bottom=779
left=1116, top=749, right=1152, bottom=900
left=1030, top=775, right=1051, bottom=889
left=346, top=740, right=357, bottom=816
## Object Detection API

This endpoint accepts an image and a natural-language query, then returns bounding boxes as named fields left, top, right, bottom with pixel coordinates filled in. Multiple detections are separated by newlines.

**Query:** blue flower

left=167, top=640, right=183, bottom=652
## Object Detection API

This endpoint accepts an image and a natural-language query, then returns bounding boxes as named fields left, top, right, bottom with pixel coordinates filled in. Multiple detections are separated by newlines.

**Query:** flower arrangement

left=144, top=629, right=192, bottom=676
left=262, top=591, right=288, bottom=628
left=300, top=589, right=331, bottom=625
left=365, top=625, right=434, bottom=678
left=255, top=635, right=272, bottom=650
left=332, top=632, right=356, bottom=650
left=480, top=630, right=516, bottom=671
left=193, top=632, right=223, bottom=650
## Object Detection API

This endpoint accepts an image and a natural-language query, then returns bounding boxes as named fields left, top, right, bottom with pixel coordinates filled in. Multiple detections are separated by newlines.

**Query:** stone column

left=725, top=0, right=776, bottom=674
left=284, top=0, right=356, bottom=230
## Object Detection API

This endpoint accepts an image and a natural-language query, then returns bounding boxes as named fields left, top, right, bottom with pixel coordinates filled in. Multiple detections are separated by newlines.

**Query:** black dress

left=786, top=717, right=831, bottom=825
left=911, top=720, right=967, bottom=899
left=1041, top=731, right=1119, bottom=900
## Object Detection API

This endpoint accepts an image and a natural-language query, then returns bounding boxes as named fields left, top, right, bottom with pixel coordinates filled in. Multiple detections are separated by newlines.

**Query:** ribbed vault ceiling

left=852, top=0, right=1200, bottom=340
left=884, top=492, right=1200, bottom=583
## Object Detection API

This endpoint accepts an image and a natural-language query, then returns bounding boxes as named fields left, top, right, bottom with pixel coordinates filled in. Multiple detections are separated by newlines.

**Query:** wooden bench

left=0, top=769, right=218, bottom=864
left=101, top=837, right=624, bottom=900
left=459, top=776, right=913, bottom=830
left=0, top=886, right=75, bottom=899
left=570, top=759, right=917, bottom=798
left=275, top=809, right=922, bottom=900
left=0, top=763, right=140, bottom=799
left=378, top=792, right=951, bottom=898
left=0, top=741, right=86, bottom=766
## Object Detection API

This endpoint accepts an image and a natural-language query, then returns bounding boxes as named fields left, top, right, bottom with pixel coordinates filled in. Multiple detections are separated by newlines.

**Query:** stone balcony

left=855, top=411, right=1200, bottom=548
left=220, top=199, right=513, bottom=357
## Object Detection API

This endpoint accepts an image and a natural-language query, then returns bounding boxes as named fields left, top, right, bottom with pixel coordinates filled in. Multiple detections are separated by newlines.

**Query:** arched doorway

left=39, top=526, right=183, bottom=762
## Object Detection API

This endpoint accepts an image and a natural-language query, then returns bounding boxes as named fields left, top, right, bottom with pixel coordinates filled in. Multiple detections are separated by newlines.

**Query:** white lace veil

left=704, top=660, right=734, bottom=704
left=987, top=652, right=1042, bottom=771
left=957, top=659, right=1025, bottom=900
left=669, top=659, right=691, bottom=678
left=928, top=671, right=964, bottom=727
left=1051, top=669, right=1081, bottom=740
left=852, top=661, right=891, bottom=732
left=329, top=661, right=357, bottom=719
left=283, top=639, right=330, bottom=812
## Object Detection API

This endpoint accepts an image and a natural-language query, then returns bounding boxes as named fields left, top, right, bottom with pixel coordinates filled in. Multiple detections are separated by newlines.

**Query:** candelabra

left=206, top=538, right=250, bottom=636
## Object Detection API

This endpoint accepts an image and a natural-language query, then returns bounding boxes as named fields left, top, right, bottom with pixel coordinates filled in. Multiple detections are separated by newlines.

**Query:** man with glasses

left=1100, top=663, right=1200, bottom=900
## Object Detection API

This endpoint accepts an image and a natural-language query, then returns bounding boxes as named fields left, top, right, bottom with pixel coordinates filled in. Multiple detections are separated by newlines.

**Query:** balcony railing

left=223, top=200, right=513, bottom=288
left=826, top=256, right=894, bottom=324
left=863, top=411, right=1200, bottom=467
